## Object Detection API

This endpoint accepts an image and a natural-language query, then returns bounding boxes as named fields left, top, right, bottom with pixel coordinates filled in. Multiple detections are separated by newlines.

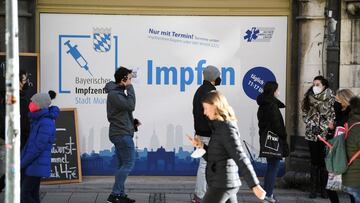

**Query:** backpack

left=319, top=122, right=360, bottom=175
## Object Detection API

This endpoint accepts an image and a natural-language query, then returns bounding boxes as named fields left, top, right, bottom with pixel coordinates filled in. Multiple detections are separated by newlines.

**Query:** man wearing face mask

left=191, top=65, right=221, bottom=203
left=104, top=66, right=140, bottom=203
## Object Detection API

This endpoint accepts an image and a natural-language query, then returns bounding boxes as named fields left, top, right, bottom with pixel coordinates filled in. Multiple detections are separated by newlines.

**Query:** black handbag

left=260, top=130, right=283, bottom=158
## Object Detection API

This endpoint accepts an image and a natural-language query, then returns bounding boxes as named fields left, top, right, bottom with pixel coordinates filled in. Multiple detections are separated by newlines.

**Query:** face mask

left=214, top=77, right=221, bottom=86
left=28, top=102, right=40, bottom=112
left=22, top=82, right=29, bottom=91
left=312, top=86, right=323, bottom=95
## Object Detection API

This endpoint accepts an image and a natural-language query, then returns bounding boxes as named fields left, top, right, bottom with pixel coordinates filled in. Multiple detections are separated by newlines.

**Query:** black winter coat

left=203, top=120, right=259, bottom=189
left=257, top=94, right=289, bottom=157
left=20, top=90, right=30, bottom=149
left=193, top=80, right=216, bottom=137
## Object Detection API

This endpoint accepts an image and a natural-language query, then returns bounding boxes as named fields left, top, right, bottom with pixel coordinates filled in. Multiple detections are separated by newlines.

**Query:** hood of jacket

left=28, top=106, right=60, bottom=121
left=256, top=94, right=285, bottom=108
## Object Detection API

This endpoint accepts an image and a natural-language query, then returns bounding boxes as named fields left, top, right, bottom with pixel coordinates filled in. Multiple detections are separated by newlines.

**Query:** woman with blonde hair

left=188, top=91, right=266, bottom=203
left=327, top=89, right=356, bottom=203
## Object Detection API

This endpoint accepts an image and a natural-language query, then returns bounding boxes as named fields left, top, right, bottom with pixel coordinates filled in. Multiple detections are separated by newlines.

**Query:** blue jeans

left=264, top=157, right=281, bottom=197
left=110, top=135, right=135, bottom=196
left=344, top=186, right=360, bottom=203
left=194, top=136, right=210, bottom=199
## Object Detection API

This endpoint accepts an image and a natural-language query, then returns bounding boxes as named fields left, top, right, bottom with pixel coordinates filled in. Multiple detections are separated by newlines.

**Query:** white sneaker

left=262, top=195, right=277, bottom=203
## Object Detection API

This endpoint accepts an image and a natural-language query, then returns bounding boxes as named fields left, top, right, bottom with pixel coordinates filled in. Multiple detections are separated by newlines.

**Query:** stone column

left=340, top=0, right=360, bottom=95
left=284, top=0, right=327, bottom=187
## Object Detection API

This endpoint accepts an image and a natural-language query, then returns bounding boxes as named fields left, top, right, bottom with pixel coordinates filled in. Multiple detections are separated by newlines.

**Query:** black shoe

left=121, top=195, right=136, bottom=203
left=107, top=194, right=136, bottom=203
left=107, top=194, right=123, bottom=203
left=320, top=190, right=328, bottom=199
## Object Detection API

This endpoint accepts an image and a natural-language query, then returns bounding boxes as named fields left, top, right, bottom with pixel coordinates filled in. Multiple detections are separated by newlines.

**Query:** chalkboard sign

left=0, top=53, right=39, bottom=98
left=43, top=108, right=82, bottom=184
left=0, top=53, right=38, bottom=140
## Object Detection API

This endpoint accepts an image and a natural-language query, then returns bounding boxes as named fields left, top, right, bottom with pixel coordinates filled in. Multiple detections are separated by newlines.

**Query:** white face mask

left=312, top=86, right=323, bottom=95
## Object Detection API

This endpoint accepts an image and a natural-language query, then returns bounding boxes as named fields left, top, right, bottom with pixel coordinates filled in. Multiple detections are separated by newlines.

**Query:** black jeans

left=0, top=175, right=4, bottom=193
left=21, top=174, right=41, bottom=203
left=202, top=187, right=239, bottom=203
left=308, top=140, right=326, bottom=167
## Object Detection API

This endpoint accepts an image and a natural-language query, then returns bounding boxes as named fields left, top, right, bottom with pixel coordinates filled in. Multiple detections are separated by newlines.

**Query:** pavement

left=0, top=176, right=351, bottom=203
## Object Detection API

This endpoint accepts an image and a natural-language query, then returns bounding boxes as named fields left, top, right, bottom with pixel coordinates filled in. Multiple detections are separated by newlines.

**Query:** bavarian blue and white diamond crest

left=93, top=30, right=111, bottom=52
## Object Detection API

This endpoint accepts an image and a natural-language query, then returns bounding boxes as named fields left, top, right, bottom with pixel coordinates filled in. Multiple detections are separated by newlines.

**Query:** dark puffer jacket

left=203, top=120, right=259, bottom=189
left=257, top=94, right=289, bottom=157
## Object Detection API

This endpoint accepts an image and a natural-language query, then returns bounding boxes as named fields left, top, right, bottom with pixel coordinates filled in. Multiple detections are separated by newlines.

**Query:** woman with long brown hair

left=301, top=75, right=335, bottom=199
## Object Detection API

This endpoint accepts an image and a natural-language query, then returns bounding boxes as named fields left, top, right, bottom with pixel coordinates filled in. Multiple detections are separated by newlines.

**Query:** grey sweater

left=104, top=82, right=136, bottom=137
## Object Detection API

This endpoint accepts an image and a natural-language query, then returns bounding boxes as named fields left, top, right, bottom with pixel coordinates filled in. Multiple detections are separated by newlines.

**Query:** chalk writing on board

left=50, top=130, right=78, bottom=179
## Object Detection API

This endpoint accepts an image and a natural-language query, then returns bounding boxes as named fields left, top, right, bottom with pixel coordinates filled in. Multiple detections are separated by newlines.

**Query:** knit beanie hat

left=30, top=93, right=51, bottom=109
left=203, top=65, right=220, bottom=82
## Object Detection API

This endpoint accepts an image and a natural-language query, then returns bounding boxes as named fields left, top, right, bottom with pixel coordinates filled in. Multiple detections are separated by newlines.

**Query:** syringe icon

left=64, top=40, right=93, bottom=77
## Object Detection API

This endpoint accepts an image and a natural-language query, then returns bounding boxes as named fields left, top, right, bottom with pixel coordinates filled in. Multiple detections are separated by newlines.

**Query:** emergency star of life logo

left=244, top=27, right=275, bottom=42
left=93, top=28, right=111, bottom=52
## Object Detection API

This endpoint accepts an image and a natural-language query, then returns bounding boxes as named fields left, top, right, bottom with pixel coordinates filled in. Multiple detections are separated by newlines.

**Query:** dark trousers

left=202, top=187, right=239, bottom=203
left=308, top=140, right=326, bottom=166
left=0, top=175, right=4, bottom=193
left=21, top=174, right=41, bottom=203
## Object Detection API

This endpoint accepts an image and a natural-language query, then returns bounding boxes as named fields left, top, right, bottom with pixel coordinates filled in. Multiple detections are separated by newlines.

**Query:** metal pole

left=5, top=0, right=21, bottom=202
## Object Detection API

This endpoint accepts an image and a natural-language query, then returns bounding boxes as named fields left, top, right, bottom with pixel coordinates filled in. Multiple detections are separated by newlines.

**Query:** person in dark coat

left=188, top=91, right=266, bottom=203
left=104, top=67, right=140, bottom=203
left=342, top=96, right=360, bottom=203
left=192, top=65, right=221, bottom=203
left=21, top=93, right=59, bottom=203
left=326, top=89, right=355, bottom=203
left=20, top=70, right=31, bottom=150
left=257, top=81, right=289, bottom=203
left=0, top=70, right=30, bottom=193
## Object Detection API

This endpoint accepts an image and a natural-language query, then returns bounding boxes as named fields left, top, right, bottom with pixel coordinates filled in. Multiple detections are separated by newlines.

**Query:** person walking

left=342, top=96, right=360, bottom=203
left=301, top=75, right=335, bottom=199
left=192, top=65, right=221, bottom=203
left=104, top=66, right=140, bottom=203
left=188, top=91, right=266, bottom=203
left=257, top=81, right=289, bottom=203
left=21, top=93, right=59, bottom=203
